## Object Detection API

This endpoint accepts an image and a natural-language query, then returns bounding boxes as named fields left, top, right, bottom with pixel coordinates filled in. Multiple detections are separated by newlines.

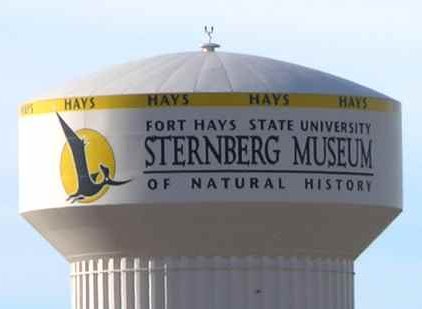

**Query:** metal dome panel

left=37, top=52, right=393, bottom=100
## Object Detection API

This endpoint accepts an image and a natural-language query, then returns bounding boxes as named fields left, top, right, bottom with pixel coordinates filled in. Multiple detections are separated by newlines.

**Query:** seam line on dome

left=156, top=53, right=196, bottom=92
left=240, top=56, right=273, bottom=92
left=86, top=60, right=155, bottom=96
left=119, top=55, right=190, bottom=94
left=193, top=53, right=208, bottom=92
left=215, top=53, right=234, bottom=92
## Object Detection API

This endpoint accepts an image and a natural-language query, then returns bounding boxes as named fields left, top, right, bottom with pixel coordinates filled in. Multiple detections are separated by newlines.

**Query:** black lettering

left=144, top=137, right=156, bottom=168
left=251, top=136, right=265, bottom=165
left=186, top=136, right=200, bottom=165
left=170, top=94, right=179, bottom=105
left=293, top=136, right=311, bottom=165
left=265, top=136, right=280, bottom=164
left=339, top=96, right=347, bottom=107
left=203, top=136, right=221, bottom=164
left=182, top=94, right=190, bottom=105
left=262, top=94, right=271, bottom=105
left=250, top=93, right=260, bottom=105
left=191, top=177, right=201, bottom=189
left=236, top=136, right=250, bottom=165
left=161, top=95, right=170, bottom=105
left=81, top=97, right=88, bottom=109
left=305, top=178, right=313, bottom=190
left=272, top=94, right=281, bottom=105
left=173, top=136, right=185, bottom=166
left=361, top=139, right=372, bottom=168
left=64, top=99, right=72, bottom=110
left=283, top=94, right=290, bottom=106
left=148, top=95, right=158, bottom=106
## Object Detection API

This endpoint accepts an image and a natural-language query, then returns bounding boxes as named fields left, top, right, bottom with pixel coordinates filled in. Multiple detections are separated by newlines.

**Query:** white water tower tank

left=19, top=40, right=402, bottom=309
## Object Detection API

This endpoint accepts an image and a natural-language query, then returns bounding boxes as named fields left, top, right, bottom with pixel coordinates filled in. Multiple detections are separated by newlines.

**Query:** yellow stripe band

left=20, top=93, right=397, bottom=117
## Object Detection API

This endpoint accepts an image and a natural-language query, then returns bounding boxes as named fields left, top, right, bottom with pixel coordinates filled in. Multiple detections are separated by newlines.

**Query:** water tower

left=19, top=31, right=402, bottom=309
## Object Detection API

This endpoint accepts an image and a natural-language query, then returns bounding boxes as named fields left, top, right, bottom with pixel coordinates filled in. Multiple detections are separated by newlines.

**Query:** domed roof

left=40, top=51, right=392, bottom=100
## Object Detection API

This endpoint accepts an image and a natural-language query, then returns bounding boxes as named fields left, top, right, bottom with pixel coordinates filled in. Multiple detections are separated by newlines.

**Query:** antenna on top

left=201, top=25, right=220, bottom=52
left=204, top=26, right=214, bottom=43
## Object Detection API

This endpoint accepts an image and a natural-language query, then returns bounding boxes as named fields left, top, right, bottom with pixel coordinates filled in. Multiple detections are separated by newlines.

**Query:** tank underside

left=22, top=202, right=400, bottom=261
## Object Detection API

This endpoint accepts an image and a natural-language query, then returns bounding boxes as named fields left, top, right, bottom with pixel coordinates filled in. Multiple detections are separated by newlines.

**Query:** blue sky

left=1, top=0, right=421, bottom=308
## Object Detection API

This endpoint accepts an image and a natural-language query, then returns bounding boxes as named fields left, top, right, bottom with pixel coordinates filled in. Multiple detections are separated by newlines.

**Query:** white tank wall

left=19, top=94, right=401, bottom=211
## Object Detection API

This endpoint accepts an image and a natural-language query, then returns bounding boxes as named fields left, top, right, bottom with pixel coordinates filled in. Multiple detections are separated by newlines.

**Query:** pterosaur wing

left=56, top=113, right=91, bottom=187
left=56, top=113, right=82, bottom=143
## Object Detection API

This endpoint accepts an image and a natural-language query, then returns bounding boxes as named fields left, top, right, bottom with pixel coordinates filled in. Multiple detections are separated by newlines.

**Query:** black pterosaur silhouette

left=56, top=113, right=131, bottom=203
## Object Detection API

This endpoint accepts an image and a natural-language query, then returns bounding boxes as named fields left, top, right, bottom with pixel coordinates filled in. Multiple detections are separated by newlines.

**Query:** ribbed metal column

left=70, top=256, right=354, bottom=309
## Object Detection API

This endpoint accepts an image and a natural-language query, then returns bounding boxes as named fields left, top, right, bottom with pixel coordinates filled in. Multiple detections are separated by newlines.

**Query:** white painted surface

left=19, top=106, right=401, bottom=211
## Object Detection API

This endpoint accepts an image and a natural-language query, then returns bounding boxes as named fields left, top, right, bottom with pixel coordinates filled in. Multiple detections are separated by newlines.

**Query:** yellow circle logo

left=60, top=129, right=115, bottom=203
left=56, top=113, right=131, bottom=204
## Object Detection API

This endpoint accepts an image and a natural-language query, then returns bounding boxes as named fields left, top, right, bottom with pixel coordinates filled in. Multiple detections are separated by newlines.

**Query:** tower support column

left=70, top=255, right=354, bottom=309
